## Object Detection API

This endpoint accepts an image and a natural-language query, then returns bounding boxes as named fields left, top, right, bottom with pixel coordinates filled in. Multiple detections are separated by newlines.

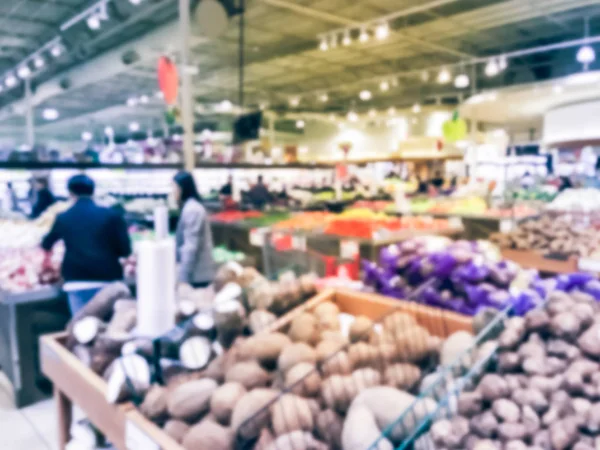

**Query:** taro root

left=492, top=399, right=520, bottom=423
left=521, top=405, right=540, bottom=436
left=470, top=411, right=498, bottom=438
left=497, top=352, right=520, bottom=372
left=546, top=339, right=580, bottom=361
left=511, top=388, right=548, bottom=414
left=578, top=324, right=600, bottom=358
left=550, top=312, right=581, bottom=340
left=457, top=391, right=483, bottom=417
left=549, top=418, right=578, bottom=450
left=525, top=309, right=550, bottom=332
left=477, top=374, right=509, bottom=402
left=498, top=317, right=526, bottom=350
left=497, top=423, right=527, bottom=441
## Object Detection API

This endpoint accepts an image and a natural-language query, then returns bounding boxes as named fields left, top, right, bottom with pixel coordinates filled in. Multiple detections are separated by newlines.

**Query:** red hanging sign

left=157, top=56, right=179, bottom=105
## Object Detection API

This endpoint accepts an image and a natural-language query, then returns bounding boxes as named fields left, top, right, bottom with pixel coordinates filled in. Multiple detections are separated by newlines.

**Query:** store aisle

left=0, top=371, right=57, bottom=450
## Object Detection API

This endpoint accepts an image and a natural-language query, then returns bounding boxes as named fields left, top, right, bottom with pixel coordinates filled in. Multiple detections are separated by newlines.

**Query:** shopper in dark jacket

left=30, top=177, right=56, bottom=219
left=41, top=174, right=132, bottom=314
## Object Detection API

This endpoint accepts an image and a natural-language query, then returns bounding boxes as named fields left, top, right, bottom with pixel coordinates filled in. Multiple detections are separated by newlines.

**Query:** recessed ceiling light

left=296, top=120, right=305, bottom=129
left=342, top=30, right=351, bottom=46
left=42, top=108, right=59, bottom=120
left=577, top=45, right=596, bottom=64
left=87, top=15, right=101, bottom=30
left=379, top=80, right=390, bottom=92
left=219, top=100, right=233, bottom=111
left=50, top=45, right=62, bottom=58
left=485, top=59, right=499, bottom=77
left=289, top=97, right=300, bottom=108
left=437, top=68, right=451, bottom=84
left=359, top=90, right=372, bottom=101
left=129, top=0, right=143, bottom=4
left=319, top=37, right=328, bottom=51
left=375, top=22, right=390, bottom=40
left=104, top=126, right=114, bottom=137
left=5, top=75, right=17, bottom=88
left=127, top=97, right=138, bottom=107
left=368, top=109, right=377, bottom=118
left=17, top=66, right=31, bottom=79
left=319, top=93, right=329, bottom=102
left=454, top=73, right=470, bottom=89
left=33, top=56, right=45, bottom=69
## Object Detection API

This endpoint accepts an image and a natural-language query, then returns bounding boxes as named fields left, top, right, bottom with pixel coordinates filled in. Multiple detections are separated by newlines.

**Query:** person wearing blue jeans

left=41, top=174, right=132, bottom=315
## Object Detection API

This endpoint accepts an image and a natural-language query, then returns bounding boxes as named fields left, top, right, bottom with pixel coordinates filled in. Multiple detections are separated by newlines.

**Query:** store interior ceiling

left=0, top=0, right=600, bottom=142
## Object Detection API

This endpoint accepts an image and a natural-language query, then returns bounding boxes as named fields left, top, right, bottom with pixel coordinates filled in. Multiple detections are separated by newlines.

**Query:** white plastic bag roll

left=136, top=238, right=176, bottom=337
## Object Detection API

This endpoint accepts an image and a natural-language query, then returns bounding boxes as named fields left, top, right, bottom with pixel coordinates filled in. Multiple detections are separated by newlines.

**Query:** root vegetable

left=578, top=324, right=600, bottom=358
left=349, top=316, right=373, bottom=343
left=239, top=332, right=291, bottom=365
left=179, top=336, right=212, bottom=370
left=318, top=313, right=340, bottom=332
left=320, top=351, right=352, bottom=376
left=384, top=363, right=421, bottom=390
left=341, top=405, right=393, bottom=450
left=470, top=411, right=498, bottom=438
left=214, top=299, right=246, bottom=348
left=315, top=409, right=343, bottom=450
left=270, top=394, right=314, bottom=436
left=163, top=420, right=189, bottom=443
left=546, top=339, right=580, bottom=360
left=549, top=418, right=578, bottom=450
left=67, top=282, right=131, bottom=328
left=225, top=360, right=271, bottom=390
left=187, top=313, right=216, bottom=340
left=72, top=345, right=113, bottom=375
left=105, top=354, right=150, bottom=404
left=522, top=405, right=540, bottom=436
left=264, top=431, right=328, bottom=450
left=139, top=384, right=168, bottom=421
left=288, top=313, right=319, bottom=345
left=351, top=367, right=382, bottom=390
left=525, top=310, right=550, bottom=332
left=72, top=317, right=106, bottom=345
left=457, top=391, right=483, bottom=417
left=511, top=388, right=548, bottom=414
left=321, top=375, right=358, bottom=413
left=231, top=388, right=278, bottom=440
left=182, top=419, right=232, bottom=450
left=430, top=416, right=469, bottom=447
left=313, top=302, right=339, bottom=318
left=248, top=310, right=277, bottom=334
left=550, top=312, right=580, bottom=340
left=381, top=311, right=417, bottom=335
left=320, top=331, right=348, bottom=346
left=497, top=423, right=527, bottom=441
left=498, top=317, right=526, bottom=350
left=348, top=342, right=380, bottom=369
left=441, top=331, right=474, bottom=366
left=278, top=343, right=317, bottom=373
left=315, top=340, right=345, bottom=363
left=121, top=338, right=154, bottom=359
left=477, top=374, right=509, bottom=402
left=106, top=306, right=137, bottom=335
left=167, top=379, right=218, bottom=422
left=210, top=382, right=247, bottom=426
left=285, top=362, right=321, bottom=397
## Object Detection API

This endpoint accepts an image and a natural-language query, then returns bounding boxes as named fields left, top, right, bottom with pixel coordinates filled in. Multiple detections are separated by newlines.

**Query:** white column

left=179, top=0, right=195, bottom=171
left=24, top=79, right=34, bottom=147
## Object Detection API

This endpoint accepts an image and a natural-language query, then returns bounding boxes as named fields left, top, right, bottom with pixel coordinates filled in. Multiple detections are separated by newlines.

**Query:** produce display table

left=40, top=288, right=473, bottom=450
left=500, top=249, right=578, bottom=274
left=0, top=286, right=68, bottom=407
left=210, top=221, right=264, bottom=271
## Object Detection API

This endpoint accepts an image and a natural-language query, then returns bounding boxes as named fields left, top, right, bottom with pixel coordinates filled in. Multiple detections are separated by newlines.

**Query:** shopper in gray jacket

left=173, top=171, right=215, bottom=287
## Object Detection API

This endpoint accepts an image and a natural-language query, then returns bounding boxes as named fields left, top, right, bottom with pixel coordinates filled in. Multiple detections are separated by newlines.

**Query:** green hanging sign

left=442, top=110, right=467, bottom=143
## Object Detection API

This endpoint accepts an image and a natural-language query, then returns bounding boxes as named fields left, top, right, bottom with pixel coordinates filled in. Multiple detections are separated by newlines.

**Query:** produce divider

left=500, top=249, right=578, bottom=274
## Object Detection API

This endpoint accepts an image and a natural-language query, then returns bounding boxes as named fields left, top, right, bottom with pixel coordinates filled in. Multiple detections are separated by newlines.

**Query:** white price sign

left=449, top=217, right=463, bottom=228
left=249, top=227, right=269, bottom=247
left=578, top=258, right=600, bottom=273
left=126, top=420, right=160, bottom=450
left=499, top=219, right=514, bottom=233
left=340, top=240, right=359, bottom=259
left=292, top=235, right=307, bottom=251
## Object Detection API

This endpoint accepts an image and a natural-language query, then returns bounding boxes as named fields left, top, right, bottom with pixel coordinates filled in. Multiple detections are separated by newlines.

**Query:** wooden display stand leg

left=54, top=388, right=72, bottom=449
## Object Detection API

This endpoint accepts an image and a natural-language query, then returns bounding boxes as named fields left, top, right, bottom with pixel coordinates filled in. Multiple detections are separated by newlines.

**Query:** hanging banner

left=157, top=56, right=179, bottom=105
left=442, top=111, right=467, bottom=143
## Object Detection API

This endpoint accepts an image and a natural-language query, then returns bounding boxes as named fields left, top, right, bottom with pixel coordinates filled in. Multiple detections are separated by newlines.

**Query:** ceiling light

left=577, top=45, right=596, bottom=65
left=359, top=28, right=369, bottom=43
left=104, top=126, right=114, bottom=137
left=420, top=70, right=429, bottom=82
left=129, top=122, right=140, bottom=132
left=42, top=108, right=59, bottom=120
left=387, top=107, right=396, bottom=116
left=5, top=75, right=17, bottom=88
left=127, top=97, right=138, bottom=107
left=454, top=73, right=470, bottom=89
left=319, top=37, right=328, bottom=51
left=368, top=109, right=377, bottom=118
left=87, top=15, right=101, bottom=30
left=330, top=34, right=338, bottom=49
left=33, top=56, right=44, bottom=69
left=50, top=45, right=62, bottom=58
left=129, top=0, right=143, bottom=4
left=437, top=67, right=451, bottom=84
left=359, top=90, right=372, bottom=101
left=379, top=80, right=390, bottom=91
left=17, top=66, right=30, bottom=79
left=375, top=22, right=390, bottom=40
left=485, top=59, right=499, bottom=77
left=347, top=111, right=358, bottom=122
left=296, top=120, right=305, bottom=129
left=319, top=93, right=328, bottom=102
left=498, top=55, right=508, bottom=71
left=81, top=131, right=93, bottom=142
left=219, top=100, right=233, bottom=111
left=342, top=30, right=351, bottom=46
left=553, top=85, right=564, bottom=94
left=289, top=97, right=300, bottom=107
left=139, top=95, right=149, bottom=104
left=412, top=103, right=421, bottom=113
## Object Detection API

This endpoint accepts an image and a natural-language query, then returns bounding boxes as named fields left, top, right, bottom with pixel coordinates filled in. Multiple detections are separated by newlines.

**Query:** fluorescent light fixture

left=553, top=84, right=564, bottom=94
left=375, top=22, right=389, bottom=40
left=564, top=71, right=600, bottom=85
left=33, top=56, right=45, bottom=69
left=17, top=66, right=31, bottom=79
left=42, top=108, right=59, bottom=120
left=454, top=73, right=470, bottom=89
left=296, top=120, right=305, bottom=129
left=359, top=90, right=372, bottom=101
left=129, top=122, right=140, bottom=132
left=437, top=67, right=451, bottom=84
left=81, top=131, right=93, bottom=142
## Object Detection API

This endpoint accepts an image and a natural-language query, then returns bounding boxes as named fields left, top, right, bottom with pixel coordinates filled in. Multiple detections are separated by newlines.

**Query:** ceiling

left=1, top=0, right=600, bottom=144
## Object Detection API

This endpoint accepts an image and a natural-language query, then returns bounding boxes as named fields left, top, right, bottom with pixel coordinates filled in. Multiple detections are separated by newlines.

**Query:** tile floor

left=0, top=371, right=58, bottom=450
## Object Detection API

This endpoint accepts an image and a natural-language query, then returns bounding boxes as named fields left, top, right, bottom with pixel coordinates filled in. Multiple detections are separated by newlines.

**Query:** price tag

left=578, top=258, right=600, bottom=273
left=292, top=235, right=307, bottom=251
left=499, top=219, right=514, bottom=233
left=249, top=227, right=268, bottom=247
left=340, top=240, right=359, bottom=259
left=449, top=217, right=463, bottom=228
left=126, top=420, right=159, bottom=450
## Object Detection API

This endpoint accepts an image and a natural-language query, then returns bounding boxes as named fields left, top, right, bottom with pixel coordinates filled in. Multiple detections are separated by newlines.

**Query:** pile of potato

left=490, top=215, right=600, bottom=257
left=135, top=299, right=475, bottom=450
left=428, top=289, right=600, bottom=450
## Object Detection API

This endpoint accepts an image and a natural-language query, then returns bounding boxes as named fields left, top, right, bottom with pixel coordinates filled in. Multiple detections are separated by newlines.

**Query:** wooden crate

left=501, top=248, right=578, bottom=274
left=267, top=288, right=473, bottom=338
left=40, top=333, right=134, bottom=450
left=41, top=289, right=472, bottom=450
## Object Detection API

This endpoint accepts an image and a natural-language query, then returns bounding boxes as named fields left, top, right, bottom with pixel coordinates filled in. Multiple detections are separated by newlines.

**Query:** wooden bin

left=500, top=248, right=578, bottom=274
left=42, top=289, right=472, bottom=450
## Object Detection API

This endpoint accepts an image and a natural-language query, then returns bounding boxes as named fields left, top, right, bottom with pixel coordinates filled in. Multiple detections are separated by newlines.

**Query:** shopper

left=30, top=177, right=56, bottom=219
left=173, top=171, right=215, bottom=288
left=41, top=174, right=132, bottom=314
left=219, top=175, right=233, bottom=197
left=248, top=175, right=272, bottom=210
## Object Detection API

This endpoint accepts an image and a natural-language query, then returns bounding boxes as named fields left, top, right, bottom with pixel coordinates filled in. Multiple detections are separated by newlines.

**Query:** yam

left=285, top=362, right=321, bottom=397
left=383, top=363, right=421, bottom=390
left=214, top=299, right=246, bottom=348
left=320, top=375, right=358, bottom=413
left=264, top=431, right=328, bottom=450
left=347, top=342, right=380, bottom=369
left=182, top=419, right=232, bottom=450
left=320, top=351, right=352, bottom=376
left=313, top=302, right=339, bottom=318
left=139, top=384, right=168, bottom=421
left=278, top=343, right=317, bottom=373
left=317, top=313, right=340, bottom=332
left=315, top=340, right=345, bottom=363
left=163, top=420, right=189, bottom=444
left=72, top=344, right=113, bottom=375
left=210, top=382, right=247, bottom=426
left=240, top=333, right=292, bottom=365
left=381, top=311, right=417, bottom=335
left=288, top=313, right=319, bottom=345
left=230, top=388, right=279, bottom=439
left=248, top=310, right=277, bottom=334
left=225, top=360, right=271, bottom=390
left=315, top=409, right=343, bottom=450
left=106, top=305, right=137, bottom=335
left=67, top=282, right=131, bottom=329
left=349, top=316, right=374, bottom=343
left=167, top=379, right=218, bottom=422
left=270, top=394, right=314, bottom=436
